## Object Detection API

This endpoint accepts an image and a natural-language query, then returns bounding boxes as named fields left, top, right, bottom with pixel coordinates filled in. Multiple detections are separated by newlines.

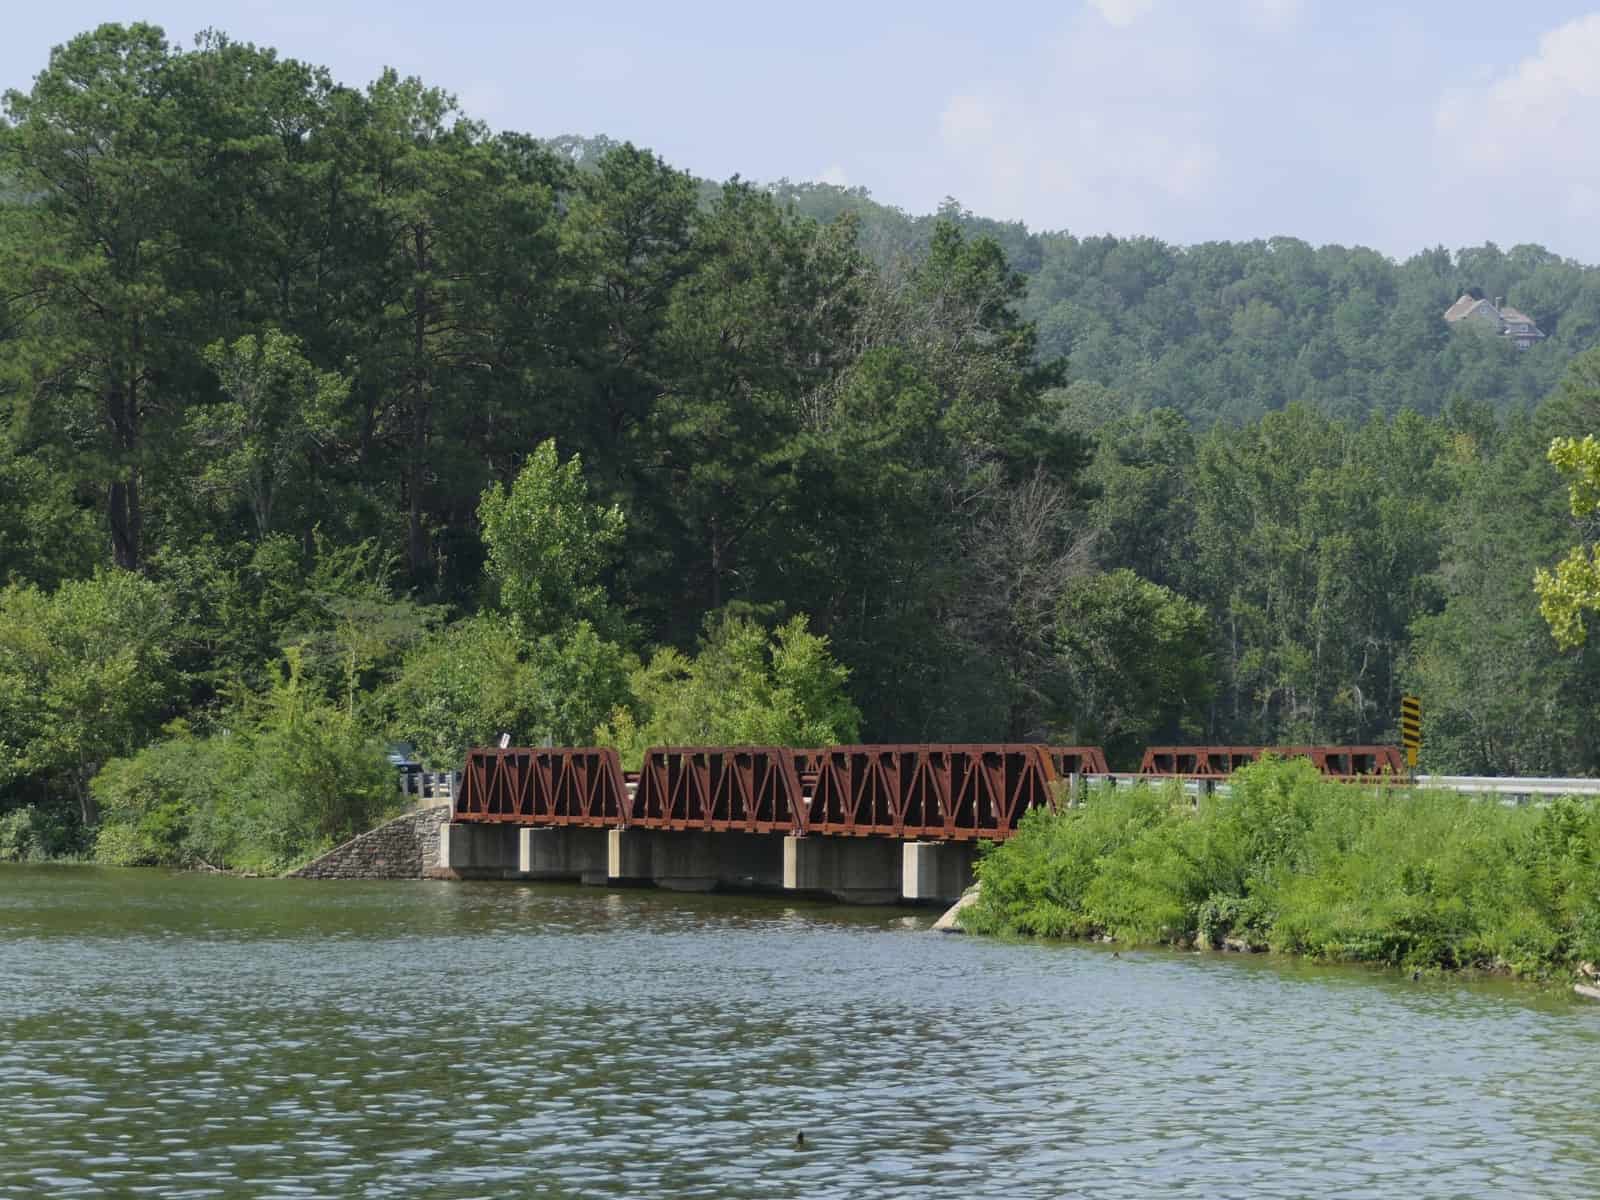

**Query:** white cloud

left=1087, top=0, right=1156, bottom=27
left=1435, top=14, right=1600, bottom=231
left=934, top=21, right=1222, bottom=234
left=925, top=6, right=1600, bottom=258
left=817, top=164, right=850, bottom=187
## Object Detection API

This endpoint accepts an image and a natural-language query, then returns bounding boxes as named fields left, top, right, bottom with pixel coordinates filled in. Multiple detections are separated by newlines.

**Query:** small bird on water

left=795, top=1132, right=806, bottom=1149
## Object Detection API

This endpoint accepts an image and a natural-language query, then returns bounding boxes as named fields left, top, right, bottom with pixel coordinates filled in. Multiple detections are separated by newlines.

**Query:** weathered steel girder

left=1276, top=745, right=1407, bottom=777
left=1045, top=745, right=1111, bottom=776
left=806, top=744, right=1059, bottom=841
left=630, top=746, right=810, bottom=834
left=1139, top=746, right=1265, bottom=777
left=455, top=747, right=629, bottom=825
left=1138, top=745, right=1406, bottom=778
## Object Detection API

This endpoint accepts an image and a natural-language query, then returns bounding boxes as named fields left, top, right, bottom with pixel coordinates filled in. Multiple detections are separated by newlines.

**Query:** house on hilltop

left=1443, top=292, right=1546, bottom=349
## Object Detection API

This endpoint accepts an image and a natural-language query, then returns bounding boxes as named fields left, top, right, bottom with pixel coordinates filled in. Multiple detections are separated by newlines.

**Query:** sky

left=5, top=1, right=1600, bottom=262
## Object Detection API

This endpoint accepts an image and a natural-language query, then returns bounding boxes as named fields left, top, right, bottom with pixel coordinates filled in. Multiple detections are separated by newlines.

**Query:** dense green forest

left=3, top=24, right=1600, bottom=868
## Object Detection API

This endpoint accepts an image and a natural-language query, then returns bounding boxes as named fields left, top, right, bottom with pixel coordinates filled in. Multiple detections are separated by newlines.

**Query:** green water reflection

left=2, top=866, right=1597, bottom=1199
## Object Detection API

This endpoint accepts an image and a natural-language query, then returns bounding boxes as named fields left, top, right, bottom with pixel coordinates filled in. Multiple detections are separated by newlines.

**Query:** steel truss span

left=449, top=742, right=1264, bottom=842
left=444, top=742, right=1595, bottom=840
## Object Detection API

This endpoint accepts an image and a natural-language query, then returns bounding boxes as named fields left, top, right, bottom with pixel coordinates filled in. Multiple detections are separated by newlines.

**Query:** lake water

left=2, top=866, right=1598, bottom=1199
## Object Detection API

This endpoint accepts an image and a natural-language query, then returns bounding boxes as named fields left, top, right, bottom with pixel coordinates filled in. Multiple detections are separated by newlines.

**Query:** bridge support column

left=606, top=828, right=653, bottom=886
left=647, top=831, right=785, bottom=892
left=901, top=841, right=977, bottom=904
left=604, top=829, right=786, bottom=891
left=783, top=836, right=901, bottom=905
left=435, top=822, right=519, bottom=879
left=519, top=827, right=609, bottom=882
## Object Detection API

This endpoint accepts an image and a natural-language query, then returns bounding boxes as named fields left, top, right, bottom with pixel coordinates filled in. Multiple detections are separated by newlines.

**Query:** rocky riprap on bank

left=289, top=804, right=449, bottom=879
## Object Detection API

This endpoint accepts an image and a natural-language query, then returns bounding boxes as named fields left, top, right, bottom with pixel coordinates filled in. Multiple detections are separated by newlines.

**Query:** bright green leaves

left=1535, top=433, right=1600, bottom=648
left=384, top=614, right=634, bottom=767
left=1546, top=434, right=1600, bottom=518
left=193, top=331, right=349, bottom=537
left=0, top=570, right=175, bottom=821
left=596, top=614, right=860, bottom=770
left=478, top=439, right=627, bottom=642
left=1535, top=544, right=1600, bottom=650
left=969, top=760, right=1600, bottom=975
left=92, top=653, right=396, bottom=872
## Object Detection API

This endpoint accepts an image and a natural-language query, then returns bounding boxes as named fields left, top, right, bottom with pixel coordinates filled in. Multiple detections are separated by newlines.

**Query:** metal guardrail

left=400, top=770, right=459, bottom=802
left=1071, top=773, right=1600, bottom=804
left=1413, top=775, right=1600, bottom=798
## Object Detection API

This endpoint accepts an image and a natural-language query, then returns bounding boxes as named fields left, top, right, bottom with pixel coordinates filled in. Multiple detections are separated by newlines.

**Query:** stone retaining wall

left=290, top=804, right=450, bottom=879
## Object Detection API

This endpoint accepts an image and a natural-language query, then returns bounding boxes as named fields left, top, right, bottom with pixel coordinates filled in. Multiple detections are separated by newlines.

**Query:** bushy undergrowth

left=0, top=804, right=82, bottom=862
left=965, top=759, right=1600, bottom=977
left=91, top=653, right=397, bottom=874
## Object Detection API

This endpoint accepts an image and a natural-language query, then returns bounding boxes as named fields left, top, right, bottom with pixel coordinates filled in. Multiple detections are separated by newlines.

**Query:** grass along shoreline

left=962, top=759, right=1600, bottom=985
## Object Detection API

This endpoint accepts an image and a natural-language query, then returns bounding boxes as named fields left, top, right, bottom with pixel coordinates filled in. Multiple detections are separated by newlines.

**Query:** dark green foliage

left=7, top=24, right=1600, bottom=862
left=775, top=190, right=1598, bottom=427
left=1054, top=569, right=1212, bottom=767
left=967, top=760, right=1600, bottom=978
left=0, top=804, right=81, bottom=862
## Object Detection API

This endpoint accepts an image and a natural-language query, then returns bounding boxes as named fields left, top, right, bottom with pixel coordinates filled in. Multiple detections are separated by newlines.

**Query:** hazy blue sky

left=6, top=2, right=1600, bottom=261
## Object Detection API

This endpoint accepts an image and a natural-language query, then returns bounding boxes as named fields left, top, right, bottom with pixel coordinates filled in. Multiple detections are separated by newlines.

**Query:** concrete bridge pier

left=902, top=844, right=972, bottom=902
left=782, top=836, right=903, bottom=905
left=520, top=827, right=610, bottom=883
left=436, top=822, right=521, bottom=879
left=606, top=829, right=786, bottom=892
left=901, top=841, right=977, bottom=904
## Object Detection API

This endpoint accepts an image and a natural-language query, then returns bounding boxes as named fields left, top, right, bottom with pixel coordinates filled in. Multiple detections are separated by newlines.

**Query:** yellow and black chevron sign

left=1400, top=694, right=1422, bottom=767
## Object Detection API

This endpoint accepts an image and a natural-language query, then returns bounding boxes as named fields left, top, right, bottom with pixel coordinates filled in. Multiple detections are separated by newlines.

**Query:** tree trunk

left=107, top=374, right=142, bottom=571
left=74, top=768, right=99, bottom=829
left=406, top=224, right=432, bottom=579
left=709, top=519, right=724, bottom=612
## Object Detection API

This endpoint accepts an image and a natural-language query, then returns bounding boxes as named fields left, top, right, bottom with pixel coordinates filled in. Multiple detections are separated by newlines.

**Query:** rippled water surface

left=2, top=867, right=1599, bottom=1198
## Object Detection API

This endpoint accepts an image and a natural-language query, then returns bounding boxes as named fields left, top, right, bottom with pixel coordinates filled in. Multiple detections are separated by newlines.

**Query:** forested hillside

left=3, top=24, right=1599, bottom=868
left=766, top=182, right=1600, bottom=425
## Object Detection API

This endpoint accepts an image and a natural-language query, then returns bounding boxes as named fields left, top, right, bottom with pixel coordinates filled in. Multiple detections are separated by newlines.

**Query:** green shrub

left=965, top=758, right=1600, bottom=979
left=92, top=726, right=230, bottom=866
left=0, top=804, right=81, bottom=862
left=93, top=652, right=398, bottom=873
left=0, top=807, right=39, bottom=861
left=965, top=785, right=1173, bottom=938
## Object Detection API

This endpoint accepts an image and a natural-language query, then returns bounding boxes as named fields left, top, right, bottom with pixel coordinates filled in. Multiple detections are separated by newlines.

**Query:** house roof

left=1442, top=294, right=1547, bottom=338
left=1443, top=294, right=1492, bottom=322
